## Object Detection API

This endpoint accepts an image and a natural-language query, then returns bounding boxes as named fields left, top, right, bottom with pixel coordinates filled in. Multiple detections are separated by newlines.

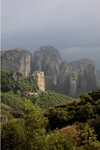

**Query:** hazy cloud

left=60, top=46, right=100, bottom=69
left=1, top=0, right=100, bottom=69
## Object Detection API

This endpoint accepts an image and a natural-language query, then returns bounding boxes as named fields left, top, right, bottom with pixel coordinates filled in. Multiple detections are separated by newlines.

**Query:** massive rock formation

left=84, top=63, right=96, bottom=86
left=1, top=48, right=32, bottom=77
left=69, top=71, right=79, bottom=97
left=68, top=63, right=96, bottom=96
left=56, top=62, right=96, bottom=97
left=32, top=46, right=62, bottom=91
left=1, top=46, right=97, bottom=96
left=55, top=61, right=72, bottom=94
left=78, top=64, right=87, bottom=92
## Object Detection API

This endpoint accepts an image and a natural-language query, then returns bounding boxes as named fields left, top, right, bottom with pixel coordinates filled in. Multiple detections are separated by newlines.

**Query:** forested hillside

left=45, top=88, right=100, bottom=140
left=1, top=70, right=100, bottom=149
left=30, top=91, right=73, bottom=110
left=1, top=70, right=39, bottom=119
left=1, top=70, right=73, bottom=118
left=1, top=88, right=100, bottom=149
left=1, top=70, right=39, bottom=94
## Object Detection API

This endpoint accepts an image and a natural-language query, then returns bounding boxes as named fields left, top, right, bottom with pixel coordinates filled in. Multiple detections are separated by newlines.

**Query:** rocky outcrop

left=70, top=58, right=95, bottom=71
left=77, top=64, right=87, bottom=92
left=55, top=62, right=96, bottom=97
left=1, top=48, right=32, bottom=77
left=55, top=61, right=72, bottom=94
left=68, top=63, right=96, bottom=96
left=1, top=46, right=97, bottom=96
left=12, top=71, right=24, bottom=81
left=84, top=63, right=96, bottom=86
left=69, top=71, right=78, bottom=97
left=32, top=46, right=62, bottom=91
left=30, top=71, right=45, bottom=92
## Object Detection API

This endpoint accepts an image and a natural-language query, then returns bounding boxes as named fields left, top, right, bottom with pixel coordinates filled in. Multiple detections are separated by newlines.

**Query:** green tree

left=80, top=124, right=100, bottom=150
left=1, top=70, right=39, bottom=94
left=23, top=100, right=48, bottom=149
left=1, top=118, right=25, bottom=150
left=1, top=101, right=78, bottom=150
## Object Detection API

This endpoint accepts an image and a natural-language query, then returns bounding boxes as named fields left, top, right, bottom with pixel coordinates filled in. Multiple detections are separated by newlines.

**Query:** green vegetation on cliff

left=1, top=70, right=39, bottom=95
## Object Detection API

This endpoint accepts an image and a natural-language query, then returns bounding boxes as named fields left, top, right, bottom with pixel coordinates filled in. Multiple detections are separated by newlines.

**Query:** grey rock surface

left=1, top=46, right=97, bottom=97
left=55, top=61, right=72, bottom=94
left=1, top=48, right=32, bottom=77
left=32, top=46, right=62, bottom=90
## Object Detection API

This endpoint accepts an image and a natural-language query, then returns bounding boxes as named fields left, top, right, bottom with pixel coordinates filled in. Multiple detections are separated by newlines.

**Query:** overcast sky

left=1, top=0, right=100, bottom=69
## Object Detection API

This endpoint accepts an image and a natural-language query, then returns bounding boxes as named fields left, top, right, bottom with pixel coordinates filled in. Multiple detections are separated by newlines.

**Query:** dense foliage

left=2, top=100, right=100, bottom=150
left=30, top=91, right=73, bottom=110
left=1, top=92, right=25, bottom=110
left=47, top=88, right=100, bottom=140
left=1, top=70, right=100, bottom=149
left=1, top=70, right=73, bottom=121
left=1, top=101, right=77, bottom=150
left=1, top=70, right=39, bottom=95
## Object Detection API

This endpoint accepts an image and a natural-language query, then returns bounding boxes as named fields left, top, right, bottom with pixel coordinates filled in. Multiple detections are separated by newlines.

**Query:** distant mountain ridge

left=1, top=46, right=98, bottom=97
left=69, top=58, right=95, bottom=71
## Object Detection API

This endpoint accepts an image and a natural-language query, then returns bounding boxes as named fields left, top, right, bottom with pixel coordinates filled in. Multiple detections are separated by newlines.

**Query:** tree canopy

left=1, top=70, right=39, bottom=95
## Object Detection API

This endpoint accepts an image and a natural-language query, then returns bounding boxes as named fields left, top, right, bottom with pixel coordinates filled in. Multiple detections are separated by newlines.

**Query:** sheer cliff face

left=55, top=61, right=96, bottom=97
left=84, top=63, right=96, bottom=86
left=32, top=46, right=62, bottom=91
left=55, top=61, right=72, bottom=94
left=68, top=63, right=96, bottom=97
left=1, top=46, right=97, bottom=96
left=1, top=48, right=32, bottom=77
left=31, top=71, right=45, bottom=92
